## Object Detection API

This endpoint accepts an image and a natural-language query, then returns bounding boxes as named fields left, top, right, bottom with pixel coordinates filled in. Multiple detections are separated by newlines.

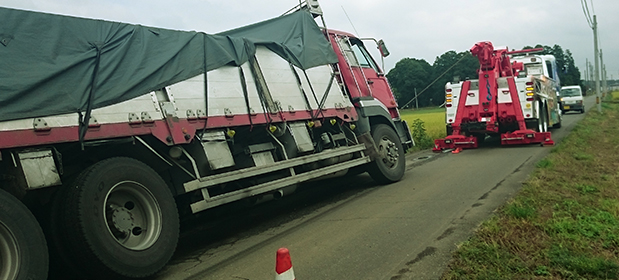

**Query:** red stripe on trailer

left=0, top=108, right=357, bottom=149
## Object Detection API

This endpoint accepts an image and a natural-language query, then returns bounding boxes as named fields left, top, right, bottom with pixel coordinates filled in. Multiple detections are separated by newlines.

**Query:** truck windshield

left=560, top=88, right=582, bottom=97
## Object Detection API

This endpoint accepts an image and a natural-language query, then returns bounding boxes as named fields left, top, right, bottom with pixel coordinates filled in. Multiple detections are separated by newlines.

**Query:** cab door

left=333, top=35, right=373, bottom=100
left=348, top=38, right=397, bottom=111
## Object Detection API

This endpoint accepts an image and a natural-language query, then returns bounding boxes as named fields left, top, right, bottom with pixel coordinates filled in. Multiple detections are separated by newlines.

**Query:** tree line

left=387, top=44, right=582, bottom=109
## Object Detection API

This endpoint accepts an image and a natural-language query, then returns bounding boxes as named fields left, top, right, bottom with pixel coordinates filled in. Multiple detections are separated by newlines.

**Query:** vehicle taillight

left=525, top=82, right=534, bottom=103
left=446, top=88, right=453, bottom=108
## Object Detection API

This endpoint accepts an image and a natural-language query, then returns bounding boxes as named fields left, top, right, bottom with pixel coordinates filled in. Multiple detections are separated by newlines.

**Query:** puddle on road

left=414, top=155, right=433, bottom=161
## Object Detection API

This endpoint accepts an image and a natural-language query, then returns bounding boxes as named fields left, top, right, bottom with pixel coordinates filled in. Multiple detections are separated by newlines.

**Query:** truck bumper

left=500, top=130, right=554, bottom=146
left=433, top=129, right=554, bottom=152
left=561, top=103, right=584, bottom=112
left=432, top=135, right=478, bottom=152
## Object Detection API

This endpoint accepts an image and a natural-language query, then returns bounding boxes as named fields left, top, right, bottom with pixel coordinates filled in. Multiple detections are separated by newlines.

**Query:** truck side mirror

left=377, top=39, right=390, bottom=57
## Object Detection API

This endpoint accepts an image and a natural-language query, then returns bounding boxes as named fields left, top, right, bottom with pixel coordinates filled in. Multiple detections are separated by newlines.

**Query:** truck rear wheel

left=53, top=157, right=179, bottom=279
left=367, top=124, right=406, bottom=184
left=0, top=189, right=49, bottom=280
left=536, top=101, right=548, bottom=132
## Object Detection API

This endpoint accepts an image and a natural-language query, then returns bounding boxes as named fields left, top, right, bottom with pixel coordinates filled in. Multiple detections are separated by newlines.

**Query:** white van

left=559, top=86, right=585, bottom=114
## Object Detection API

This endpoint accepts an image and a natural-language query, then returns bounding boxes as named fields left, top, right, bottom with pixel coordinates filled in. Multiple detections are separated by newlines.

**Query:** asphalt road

left=154, top=96, right=595, bottom=280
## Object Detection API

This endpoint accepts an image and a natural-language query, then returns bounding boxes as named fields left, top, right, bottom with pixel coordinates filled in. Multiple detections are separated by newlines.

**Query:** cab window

left=545, top=61, right=554, bottom=79
left=350, top=39, right=381, bottom=73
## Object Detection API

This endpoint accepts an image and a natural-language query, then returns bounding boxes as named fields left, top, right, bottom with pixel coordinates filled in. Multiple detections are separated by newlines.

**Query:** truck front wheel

left=54, top=157, right=179, bottom=279
left=367, top=124, right=406, bottom=184
left=0, top=188, right=49, bottom=280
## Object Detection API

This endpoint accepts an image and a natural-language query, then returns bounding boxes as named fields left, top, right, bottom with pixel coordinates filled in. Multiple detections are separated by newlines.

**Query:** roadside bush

left=410, top=119, right=434, bottom=149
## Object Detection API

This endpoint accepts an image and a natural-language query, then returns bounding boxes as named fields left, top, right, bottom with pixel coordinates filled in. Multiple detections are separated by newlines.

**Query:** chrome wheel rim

left=104, top=181, right=162, bottom=251
left=0, top=221, right=20, bottom=280
left=377, top=136, right=399, bottom=168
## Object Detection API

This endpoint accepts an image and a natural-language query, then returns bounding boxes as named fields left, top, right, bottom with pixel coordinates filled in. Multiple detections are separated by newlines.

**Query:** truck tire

left=0, top=188, right=49, bottom=280
left=553, top=110, right=562, bottom=128
left=536, top=102, right=548, bottom=132
left=54, top=157, right=179, bottom=279
left=367, top=124, right=406, bottom=184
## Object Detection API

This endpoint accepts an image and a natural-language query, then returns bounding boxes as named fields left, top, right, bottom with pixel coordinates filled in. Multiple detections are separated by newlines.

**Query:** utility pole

left=593, top=15, right=601, bottom=112
left=589, top=63, right=594, bottom=86
left=414, top=88, right=418, bottom=109
left=600, top=49, right=607, bottom=97
left=585, top=58, right=589, bottom=94
left=602, top=64, right=608, bottom=96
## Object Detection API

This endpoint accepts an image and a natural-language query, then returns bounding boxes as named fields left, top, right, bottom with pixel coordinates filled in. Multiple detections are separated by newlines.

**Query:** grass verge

left=442, top=93, right=619, bottom=279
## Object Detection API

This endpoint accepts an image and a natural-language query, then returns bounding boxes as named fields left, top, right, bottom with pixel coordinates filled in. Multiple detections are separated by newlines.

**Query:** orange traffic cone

left=275, top=248, right=296, bottom=280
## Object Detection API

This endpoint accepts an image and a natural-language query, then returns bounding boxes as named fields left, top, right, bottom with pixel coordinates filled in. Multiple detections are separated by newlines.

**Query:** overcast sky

left=3, top=0, right=618, bottom=82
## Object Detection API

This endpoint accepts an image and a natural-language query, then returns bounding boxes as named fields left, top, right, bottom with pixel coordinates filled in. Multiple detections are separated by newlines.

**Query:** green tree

left=429, top=51, right=478, bottom=106
left=386, top=58, right=432, bottom=107
left=562, top=50, right=581, bottom=86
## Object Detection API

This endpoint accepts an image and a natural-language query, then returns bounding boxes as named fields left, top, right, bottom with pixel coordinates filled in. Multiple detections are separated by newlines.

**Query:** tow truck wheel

left=54, top=157, right=179, bottom=279
left=367, top=124, right=406, bottom=184
left=536, top=101, right=548, bottom=133
left=553, top=109, right=562, bottom=128
left=0, top=189, right=49, bottom=280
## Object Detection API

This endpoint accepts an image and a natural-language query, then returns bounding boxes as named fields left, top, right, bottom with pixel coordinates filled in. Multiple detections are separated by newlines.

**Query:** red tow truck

left=433, top=41, right=562, bottom=152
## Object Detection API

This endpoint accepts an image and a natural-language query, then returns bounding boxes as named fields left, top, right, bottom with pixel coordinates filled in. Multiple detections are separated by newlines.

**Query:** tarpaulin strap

left=79, top=43, right=103, bottom=149
left=238, top=66, right=254, bottom=130
left=288, top=63, right=313, bottom=113
left=199, top=34, right=209, bottom=138
left=303, top=69, right=325, bottom=120
left=313, top=72, right=335, bottom=119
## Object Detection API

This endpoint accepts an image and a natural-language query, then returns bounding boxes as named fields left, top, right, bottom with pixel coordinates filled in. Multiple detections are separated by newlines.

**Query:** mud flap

left=357, top=132, right=379, bottom=160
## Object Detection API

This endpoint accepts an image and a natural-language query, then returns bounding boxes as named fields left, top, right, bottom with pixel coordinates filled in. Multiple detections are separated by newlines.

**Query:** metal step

left=184, top=143, right=367, bottom=192
left=189, top=153, right=370, bottom=213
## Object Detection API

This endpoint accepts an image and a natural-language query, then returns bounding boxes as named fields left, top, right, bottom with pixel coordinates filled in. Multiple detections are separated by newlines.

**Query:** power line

left=581, top=0, right=593, bottom=28
left=399, top=54, right=468, bottom=109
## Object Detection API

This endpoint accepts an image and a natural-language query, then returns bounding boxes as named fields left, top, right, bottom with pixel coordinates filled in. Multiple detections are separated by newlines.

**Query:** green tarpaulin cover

left=0, top=7, right=337, bottom=122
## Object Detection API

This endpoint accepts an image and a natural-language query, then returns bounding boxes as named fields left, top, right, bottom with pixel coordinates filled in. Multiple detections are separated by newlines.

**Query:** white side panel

left=515, top=79, right=533, bottom=118
left=168, top=65, right=264, bottom=118
left=497, top=78, right=512, bottom=104
left=0, top=93, right=163, bottom=131
left=445, top=82, right=461, bottom=124
left=464, top=80, right=479, bottom=107
left=91, top=92, right=163, bottom=124
left=294, top=64, right=352, bottom=110
left=254, top=46, right=312, bottom=112
left=0, top=113, right=77, bottom=131
left=166, top=74, right=207, bottom=117
left=239, top=63, right=265, bottom=115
